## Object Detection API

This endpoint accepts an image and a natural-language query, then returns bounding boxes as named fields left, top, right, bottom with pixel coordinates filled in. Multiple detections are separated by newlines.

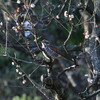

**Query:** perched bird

left=41, top=40, right=75, bottom=62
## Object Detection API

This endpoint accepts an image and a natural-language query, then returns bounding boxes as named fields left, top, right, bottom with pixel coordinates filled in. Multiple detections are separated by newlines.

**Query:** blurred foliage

left=0, top=48, right=45, bottom=100
left=12, top=94, right=41, bottom=100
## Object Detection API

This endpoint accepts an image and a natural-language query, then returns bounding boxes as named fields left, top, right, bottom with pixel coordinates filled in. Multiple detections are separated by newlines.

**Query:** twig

left=57, top=0, right=68, bottom=18
left=29, top=60, right=44, bottom=77
left=7, top=54, right=46, bottom=67
left=5, top=20, right=8, bottom=56
left=63, top=24, right=73, bottom=56
left=58, top=65, right=76, bottom=79
left=80, top=89, right=100, bottom=99
left=33, top=31, right=42, bottom=51
left=64, top=24, right=73, bottom=46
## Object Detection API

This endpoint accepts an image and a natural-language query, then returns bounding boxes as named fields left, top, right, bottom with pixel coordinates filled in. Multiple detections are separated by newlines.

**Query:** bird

left=41, top=40, right=75, bottom=62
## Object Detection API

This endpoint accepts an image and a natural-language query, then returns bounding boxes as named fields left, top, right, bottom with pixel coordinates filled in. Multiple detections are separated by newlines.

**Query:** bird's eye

left=43, top=40, right=49, bottom=44
left=45, top=41, right=49, bottom=44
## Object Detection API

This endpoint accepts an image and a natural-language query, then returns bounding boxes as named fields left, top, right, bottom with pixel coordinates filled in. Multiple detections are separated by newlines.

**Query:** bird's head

left=41, top=40, right=50, bottom=48
left=42, top=40, right=49, bottom=44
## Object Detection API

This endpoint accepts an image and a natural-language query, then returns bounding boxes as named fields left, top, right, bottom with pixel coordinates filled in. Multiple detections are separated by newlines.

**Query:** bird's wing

left=50, top=45, right=74, bottom=61
left=49, top=45, right=62, bottom=54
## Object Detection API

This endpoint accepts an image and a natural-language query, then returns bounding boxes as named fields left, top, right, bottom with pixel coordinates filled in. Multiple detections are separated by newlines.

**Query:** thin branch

left=80, top=89, right=100, bottom=99
left=64, top=24, right=73, bottom=46
left=58, top=65, right=76, bottom=79
left=57, top=0, right=68, bottom=18
left=63, top=24, right=73, bottom=55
